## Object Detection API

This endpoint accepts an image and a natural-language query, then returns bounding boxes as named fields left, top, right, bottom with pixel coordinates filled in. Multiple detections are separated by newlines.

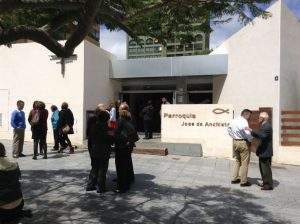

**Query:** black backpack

left=120, top=120, right=139, bottom=144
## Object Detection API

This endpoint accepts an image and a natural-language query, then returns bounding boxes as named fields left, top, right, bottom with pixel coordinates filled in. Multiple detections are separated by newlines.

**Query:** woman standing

left=28, top=101, right=48, bottom=160
left=114, top=103, right=138, bottom=193
left=86, top=107, right=112, bottom=193
left=58, top=102, right=74, bottom=154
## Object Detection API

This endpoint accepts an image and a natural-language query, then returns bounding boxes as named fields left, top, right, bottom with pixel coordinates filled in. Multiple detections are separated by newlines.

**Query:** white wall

left=280, top=2, right=300, bottom=110
left=211, top=1, right=281, bottom=161
left=83, top=41, right=121, bottom=138
left=0, top=42, right=85, bottom=145
left=277, top=1, right=300, bottom=165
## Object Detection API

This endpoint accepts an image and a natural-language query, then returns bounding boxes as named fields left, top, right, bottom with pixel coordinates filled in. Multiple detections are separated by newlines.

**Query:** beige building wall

left=0, top=40, right=121, bottom=146
left=83, top=41, right=121, bottom=138
left=277, top=1, right=300, bottom=165
left=211, top=1, right=281, bottom=161
left=0, top=41, right=85, bottom=145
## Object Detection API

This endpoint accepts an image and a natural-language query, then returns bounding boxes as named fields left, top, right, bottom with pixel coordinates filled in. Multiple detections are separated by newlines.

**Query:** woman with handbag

left=58, top=102, right=74, bottom=154
left=28, top=101, right=48, bottom=160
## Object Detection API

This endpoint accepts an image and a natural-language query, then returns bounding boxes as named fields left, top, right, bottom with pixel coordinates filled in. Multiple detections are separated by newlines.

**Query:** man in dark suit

left=246, top=112, right=273, bottom=190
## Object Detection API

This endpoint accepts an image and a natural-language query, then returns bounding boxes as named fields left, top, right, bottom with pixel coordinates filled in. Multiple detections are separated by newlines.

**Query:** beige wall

left=83, top=41, right=121, bottom=138
left=211, top=0, right=300, bottom=165
left=0, top=42, right=85, bottom=145
left=212, top=1, right=282, bottom=161
left=277, top=1, right=300, bottom=165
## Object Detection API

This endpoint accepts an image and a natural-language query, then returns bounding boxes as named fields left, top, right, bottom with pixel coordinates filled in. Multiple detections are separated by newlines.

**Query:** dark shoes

left=19, top=153, right=26, bottom=157
left=240, top=182, right=252, bottom=187
left=32, top=156, right=37, bottom=160
left=231, top=179, right=241, bottom=184
left=86, top=186, right=97, bottom=192
left=261, top=185, right=273, bottom=191
left=43, top=155, right=47, bottom=159
left=68, top=147, right=75, bottom=154
left=114, top=189, right=128, bottom=194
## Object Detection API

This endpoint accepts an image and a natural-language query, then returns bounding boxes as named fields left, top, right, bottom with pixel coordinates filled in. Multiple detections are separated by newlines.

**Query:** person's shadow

left=248, top=177, right=280, bottom=188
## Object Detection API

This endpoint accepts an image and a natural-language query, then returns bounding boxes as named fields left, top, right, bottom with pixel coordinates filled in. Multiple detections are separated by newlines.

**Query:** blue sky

left=100, top=0, right=300, bottom=59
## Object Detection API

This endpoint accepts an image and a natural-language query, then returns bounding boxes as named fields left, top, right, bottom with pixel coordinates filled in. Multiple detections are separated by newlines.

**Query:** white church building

left=1, top=0, right=300, bottom=165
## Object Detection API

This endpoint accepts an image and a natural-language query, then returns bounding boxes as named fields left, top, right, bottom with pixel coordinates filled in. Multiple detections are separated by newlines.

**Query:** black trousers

left=128, top=151, right=135, bottom=183
left=53, top=129, right=60, bottom=150
left=87, top=152, right=110, bottom=191
left=115, top=148, right=132, bottom=191
left=143, top=120, right=153, bottom=138
left=259, top=157, right=273, bottom=187
left=0, top=199, right=24, bottom=222
left=61, top=133, right=72, bottom=148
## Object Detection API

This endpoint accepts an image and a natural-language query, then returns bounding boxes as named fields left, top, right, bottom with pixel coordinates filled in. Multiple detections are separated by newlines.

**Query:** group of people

left=228, top=109, right=274, bottom=190
left=86, top=102, right=138, bottom=194
left=10, top=100, right=75, bottom=160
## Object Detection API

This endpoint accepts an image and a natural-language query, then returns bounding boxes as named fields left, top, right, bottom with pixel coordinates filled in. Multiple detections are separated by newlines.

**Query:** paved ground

left=1, top=139, right=300, bottom=224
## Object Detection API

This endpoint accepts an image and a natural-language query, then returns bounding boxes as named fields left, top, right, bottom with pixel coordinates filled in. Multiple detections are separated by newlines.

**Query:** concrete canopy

left=110, top=54, right=228, bottom=79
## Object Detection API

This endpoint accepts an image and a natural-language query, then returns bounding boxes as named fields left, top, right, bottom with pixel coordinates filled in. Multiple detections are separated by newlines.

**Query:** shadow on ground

left=19, top=169, right=290, bottom=224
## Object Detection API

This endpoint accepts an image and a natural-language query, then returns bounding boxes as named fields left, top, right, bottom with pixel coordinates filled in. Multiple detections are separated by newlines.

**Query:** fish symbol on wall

left=213, top=108, right=230, bottom=114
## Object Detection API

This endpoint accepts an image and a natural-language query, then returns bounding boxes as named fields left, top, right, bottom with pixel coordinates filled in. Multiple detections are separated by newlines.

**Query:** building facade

left=127, top=27, right=210, bottom=59
left=1, top=0, right=300, bottom=165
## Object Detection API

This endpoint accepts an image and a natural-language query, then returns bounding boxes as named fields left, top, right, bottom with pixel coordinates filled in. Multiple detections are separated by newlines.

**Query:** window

left=137, top=47, right=144, bottom=53
left=187, top=83, right=213, bottom=91
left=176, top=45, right=184, bottom=52
left=146, top=38, right=153, bottom=45
left=167, top=45, right=175, bottom=52
left=128, top=48, right=137, bottom=53
left=154, top=46, right=162, bottom=53
left=129, top=40, right=137, bottom=46
left=185, top=44, right=193, bottom=51
left=145, top=47, right=154, bottom=53
left=195, top=34, right=204, bottom=42
left=194, top=43, right=203, bottom=51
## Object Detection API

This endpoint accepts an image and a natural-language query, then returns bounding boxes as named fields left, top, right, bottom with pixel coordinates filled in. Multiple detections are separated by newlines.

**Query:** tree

left=0, top=0, right=273, bottom=58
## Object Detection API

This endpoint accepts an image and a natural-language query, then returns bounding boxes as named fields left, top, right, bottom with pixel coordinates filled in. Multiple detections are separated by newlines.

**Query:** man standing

left=141, top=100, right=154, bottom=139
left=246, top=112, right=273, bottom=190
left=11, top=100, right=26, bottom=158
left=228, top=109, right=253, bottom=187
left=161, top=97, right=170, bottom=105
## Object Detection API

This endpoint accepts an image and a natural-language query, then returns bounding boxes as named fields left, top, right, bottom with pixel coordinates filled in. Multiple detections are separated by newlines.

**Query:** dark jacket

left=59, top=108, right=74, bottom=134
left=0, top=158, right=23, bottom=206
left=86, top=111, right=112, bottom=158
left=141, top=105, right=154, bottom=121
left=251, top=122, right=273, bottom=158
left=115, top=113, right=136, bottom=150
left=28, top=108, right=48, bottom=139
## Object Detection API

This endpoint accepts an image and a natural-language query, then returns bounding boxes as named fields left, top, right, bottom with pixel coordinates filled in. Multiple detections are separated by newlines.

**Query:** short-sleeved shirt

left=227, top=116, right=253, bottom=141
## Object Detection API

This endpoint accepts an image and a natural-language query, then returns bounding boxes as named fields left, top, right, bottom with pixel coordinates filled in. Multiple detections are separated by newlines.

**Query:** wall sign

left=161, top=104, right=234, bottom=158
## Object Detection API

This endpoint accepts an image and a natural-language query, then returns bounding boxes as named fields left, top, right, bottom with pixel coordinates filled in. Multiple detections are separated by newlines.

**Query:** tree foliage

left=0, top=0, right=273, bottom=58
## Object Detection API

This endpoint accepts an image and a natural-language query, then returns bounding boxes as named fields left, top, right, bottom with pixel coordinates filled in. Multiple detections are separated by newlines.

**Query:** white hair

left=259, top=112, right=269, bottom=120
left=97, top=103, right=106, bottom=111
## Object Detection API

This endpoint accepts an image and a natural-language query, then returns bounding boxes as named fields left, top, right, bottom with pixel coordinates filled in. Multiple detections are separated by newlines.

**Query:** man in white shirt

left=228, top=109, right=253, bottom=187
